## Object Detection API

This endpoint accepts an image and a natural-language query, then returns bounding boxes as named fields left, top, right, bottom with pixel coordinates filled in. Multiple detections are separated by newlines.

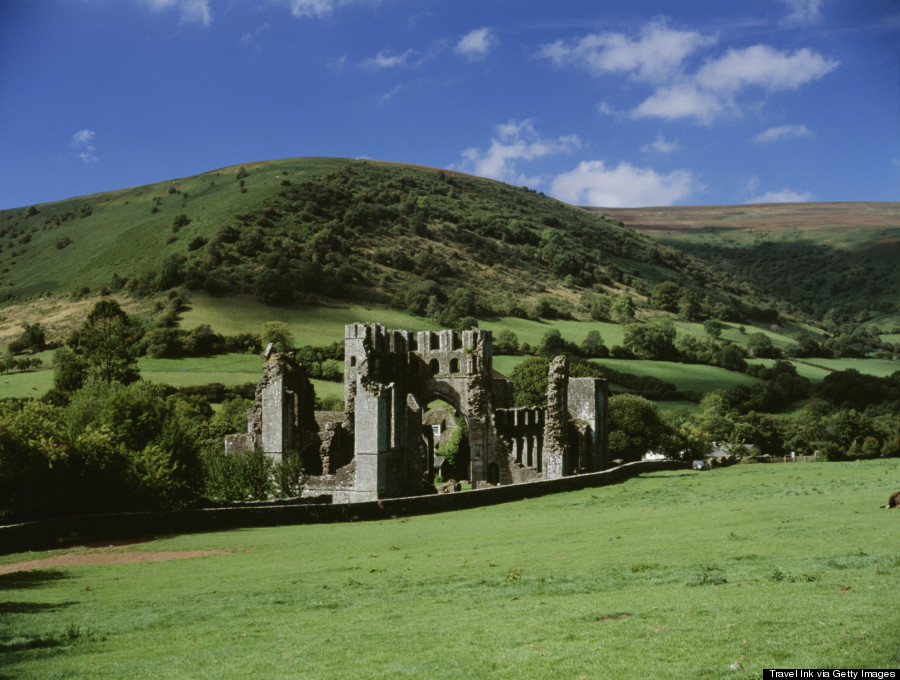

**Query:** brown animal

left=884, top=491, right=900, bottom=509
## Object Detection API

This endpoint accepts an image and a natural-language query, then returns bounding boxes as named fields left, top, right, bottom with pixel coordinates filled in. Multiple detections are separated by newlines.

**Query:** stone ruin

left=225, top=323, right=609, bottom=502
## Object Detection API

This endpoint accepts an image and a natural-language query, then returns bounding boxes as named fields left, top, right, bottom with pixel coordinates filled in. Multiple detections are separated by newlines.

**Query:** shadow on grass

left=0, top=568, right=71, bottom=591
left=1, top=568, right=89, bottom=663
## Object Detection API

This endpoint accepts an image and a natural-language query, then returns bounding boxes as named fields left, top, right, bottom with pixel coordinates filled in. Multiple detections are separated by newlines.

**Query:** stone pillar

left=353, top=378, right=392, bottom=501
left=567, top=377, right=609, bottom=471
left=543, top=355, right=569, bottom=478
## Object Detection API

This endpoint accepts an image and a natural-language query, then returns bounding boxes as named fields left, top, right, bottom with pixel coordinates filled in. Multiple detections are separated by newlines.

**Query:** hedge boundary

left=0, top=460, right=689, bottom=555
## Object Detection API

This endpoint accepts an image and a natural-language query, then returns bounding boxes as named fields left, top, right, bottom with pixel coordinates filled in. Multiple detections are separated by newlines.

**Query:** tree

left=678, top=292, right=702, bottom=321
left=537, top=329, right=577, bottom=357
left=579, top=330, right=608, bottom=358
left=623, top=321, right=678, bottom=360
left=18, top=322, right=46, bottom=352
left=747, top=332, right=781, bottom=359
left=261, top=321, right=294, bottom=354
left=650, top=281, right=683, bottom=312
left=493, top=329, right=519, bottom=355
left=78, top=299, right=139, bottom=384
left=703, top=319, right=723, bottom=339
left=608, top=394, right=668, bottom=462
left=611, top=294, right=635, bottom=322
left=509, top=356, right=550, bottom=407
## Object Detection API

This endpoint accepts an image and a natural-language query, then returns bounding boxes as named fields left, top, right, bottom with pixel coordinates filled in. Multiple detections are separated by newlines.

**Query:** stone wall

left=0, top=460, right=690, bottom=555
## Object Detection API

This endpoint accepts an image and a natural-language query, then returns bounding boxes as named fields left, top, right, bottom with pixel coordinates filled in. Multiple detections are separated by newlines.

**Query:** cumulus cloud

left=455, top=27, right=496, bottom=61
left=746, top=188, right=814, bottom=203
left=549, top=160, right=698, bottom=208
left=359, top=49, right=422, bottom=70
left=695, top=45, right=838, bottom=93
left=633, top=45, right=837, bottom=124
left=456, top=119, right=580, bottom=184
left=541, top=18, right=839, bottom=125
left=142, top=0, right=212, bottom=26
left=641, top=133, right=680, bottom=154
left=71, top=129, right=99, bottom=164
left=754, top=124, right=814, bottom=143
left=632, top=83, right=731, bottom=124
left=538, top=17, right=714, bottom=84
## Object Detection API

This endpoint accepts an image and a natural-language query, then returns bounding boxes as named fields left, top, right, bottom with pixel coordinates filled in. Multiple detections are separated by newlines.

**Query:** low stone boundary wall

left=0, top=460, right=688, bottom=555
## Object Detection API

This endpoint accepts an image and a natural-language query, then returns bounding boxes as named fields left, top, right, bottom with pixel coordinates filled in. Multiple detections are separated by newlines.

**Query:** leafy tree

left=537, top=329, right=577, bottom=357
left=579, top=330, right=608, bottom=358
left=747, top=332, right=780, bottom=359
left=623, top=320, right=678, bottom=360
left=703, top=319, right=723, bottom=339
left=587, top=293, right=612, bottom=321
left=650, top=281, right=684, bottom=312
left=157, top=254, right=185, bottom=290
left=17, top=322, right=46, bottom=352
left=261, top=321, right=294, bottom=354
left=509, top=356, right=550, bottom=407
left=611, top=294, right=635, bottom=322
left=77, top=299, right=139, bottom=384
left=52, top=346, right=87, bottom=395
left=678, top=291, right=702, bottom=321
left=608, top=394, right=668, bottom=462
left=493, top=329, right=519, bottom=355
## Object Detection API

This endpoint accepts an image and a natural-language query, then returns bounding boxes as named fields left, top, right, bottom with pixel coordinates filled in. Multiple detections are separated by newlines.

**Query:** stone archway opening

left=423, top=396, right=470, bottom=484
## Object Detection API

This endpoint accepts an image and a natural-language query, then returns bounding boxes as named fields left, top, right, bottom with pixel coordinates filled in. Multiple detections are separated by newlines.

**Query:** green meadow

left=2, top=461, right=898, bottom=679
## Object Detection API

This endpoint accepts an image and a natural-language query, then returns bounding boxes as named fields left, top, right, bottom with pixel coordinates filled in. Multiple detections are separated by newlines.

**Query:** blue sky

left=1, top=0, right=897, bottom=209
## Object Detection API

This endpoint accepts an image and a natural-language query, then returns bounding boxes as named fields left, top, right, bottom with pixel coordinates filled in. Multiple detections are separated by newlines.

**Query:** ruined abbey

left=225, top=323, right=609, bottom=502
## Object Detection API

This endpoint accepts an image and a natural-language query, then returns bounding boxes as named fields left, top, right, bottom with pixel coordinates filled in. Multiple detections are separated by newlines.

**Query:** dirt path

left=0, top=543, right=228, bottom=576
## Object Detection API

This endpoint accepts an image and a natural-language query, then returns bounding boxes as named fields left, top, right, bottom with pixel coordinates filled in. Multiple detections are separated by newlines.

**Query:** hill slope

left=589, top=202, right=900, bottom=326
left=0, top=158, right=782, bottom=325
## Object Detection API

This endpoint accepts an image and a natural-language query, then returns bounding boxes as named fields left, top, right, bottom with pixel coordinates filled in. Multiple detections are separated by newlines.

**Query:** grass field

left=2, top=461, right=899, bottom=678
left=179, top=295, right=442, bottom=346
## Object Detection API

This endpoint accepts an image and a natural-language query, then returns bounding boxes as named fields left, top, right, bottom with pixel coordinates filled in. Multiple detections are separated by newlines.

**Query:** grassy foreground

left=2, top=461, right=899, bottom=679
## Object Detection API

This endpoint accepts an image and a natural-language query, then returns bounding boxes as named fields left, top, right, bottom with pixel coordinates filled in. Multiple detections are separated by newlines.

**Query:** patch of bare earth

left=0, top=542, right=230, bottom=575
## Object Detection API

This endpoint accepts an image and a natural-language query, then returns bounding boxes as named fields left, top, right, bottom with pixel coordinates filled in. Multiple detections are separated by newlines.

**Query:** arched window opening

left=430, top=359, right=440, bottom=375
left=449, top=358, right=460, bottom=373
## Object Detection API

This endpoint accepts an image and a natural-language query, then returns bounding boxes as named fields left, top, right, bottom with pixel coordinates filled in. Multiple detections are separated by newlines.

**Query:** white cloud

left=550, top=160, right=699, bottom=208
left=779, top=0, right=826, bottom=25
left=754, top=124, right=814, bottom=143
left=455, top=27, right=496, bottom=61
left=746, top=188, right=814, bottom=203
left=538, top=18, right=715, bottom=84
left=280, top=0, right=383, bottom=19
left=456, top=119, right=580, bottom=184
left=633, top=45, right=838, bottom=124
left=695, top=45, right=838, bottom=93
left=71, top=129, right=99, bottom=164
left=142, top=0, right=211, bottom=26
left=541, top=19, right=839, bottom=125
left=632, top=83, right=731, bottom=124
left=641, top=133, right=680, bottom=154
left=359, top=49, right=421, bottom=70
left=285, top=0, right=340, bottom=18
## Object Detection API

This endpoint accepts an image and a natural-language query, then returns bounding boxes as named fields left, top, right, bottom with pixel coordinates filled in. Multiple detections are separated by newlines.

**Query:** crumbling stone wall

left=224, top=351, right=319, bottom=465
left=227, top=323, right=609, bottom=503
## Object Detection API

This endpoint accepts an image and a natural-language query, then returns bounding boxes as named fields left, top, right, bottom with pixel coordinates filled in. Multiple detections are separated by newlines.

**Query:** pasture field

left=2, top=461, right=898, bottom=679
left=179, top=295, right=441, bottom=345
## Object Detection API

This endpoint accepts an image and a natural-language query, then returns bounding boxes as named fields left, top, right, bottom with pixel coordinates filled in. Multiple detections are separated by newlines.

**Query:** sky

left=0, top=0, right=898, bottom=210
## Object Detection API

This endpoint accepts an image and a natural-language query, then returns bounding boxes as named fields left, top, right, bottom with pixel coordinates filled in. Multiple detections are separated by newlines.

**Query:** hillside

left=589, top=202, right=900, bottom=327
left=0, top=158, right=780, bottom=331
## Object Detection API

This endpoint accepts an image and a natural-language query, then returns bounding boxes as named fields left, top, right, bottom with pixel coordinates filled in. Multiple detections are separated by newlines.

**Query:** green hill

left=0, top=158, right=776, bottom=329
left=592, top=202, right=900, bottom=328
